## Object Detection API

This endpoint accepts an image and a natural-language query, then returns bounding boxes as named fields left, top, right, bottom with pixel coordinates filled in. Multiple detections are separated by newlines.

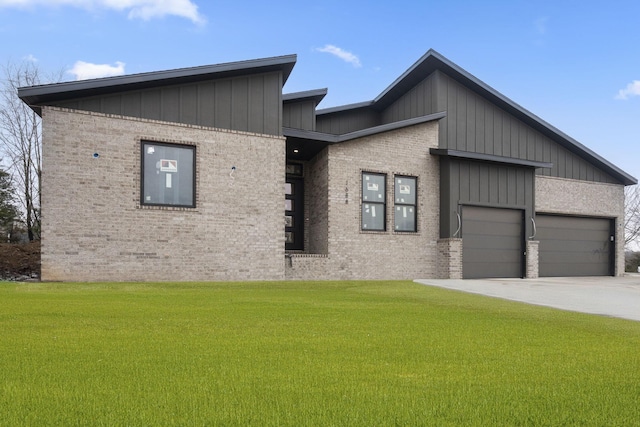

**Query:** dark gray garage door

left=537, top=215, right=613, bottom=277
left=462, top=206, right=524, bottom=279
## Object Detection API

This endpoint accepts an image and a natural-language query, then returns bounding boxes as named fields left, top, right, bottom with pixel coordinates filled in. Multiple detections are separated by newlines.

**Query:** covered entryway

left=536, top=215, right=614, bottom=277
left=462, top=206, right=524, bottom=279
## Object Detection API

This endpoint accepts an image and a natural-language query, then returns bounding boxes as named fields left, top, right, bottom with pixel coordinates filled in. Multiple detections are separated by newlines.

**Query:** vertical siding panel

left=479, top=166, right=490, bottom=202
left=476, top=100, right=485, bottom=153
left=81, top=98, right=102, bottom=113
left=214, top=80, right=232, bottom=130
left=518, top=125, right=527, bottom=161
left=498, top=167, right=508, bottom=204
left=457, top=86, right=466, bottom=150
left=448, top=80, right=457, bottom=149
left=556, top=147, right=565, bottom=178
left=586, top=163, right=594, bottom=181
left=507, top=168, right=516, bottom=205
left=263, top=72, right=281, bottom=136
left=231, top=77, right=249, bottom=132
left=180, top=85, right=198, bottom=125
left=484, top=106, right=493, bottom=155
left=565, top=151, right=573, bottom=177
left=489, top=167, right=499, bottom=204
left=493, top=108, right=502, bottom=156
left=502, top=116, right=511, bottom=157
left=198, top=82, right=215, bottom=127
left=122, top=92, right=142, bottom=118
left=459, top=161, right=470, bottom=202
left=469, top=162, right=480, bottom=202
left=249, top=75, right=265, bottom=133
left=161, top=87, right=180, bottom=123
left=516, top=169, right=525, bottom=206
left=141, top=90, right=161, bottom=120
left=102, top=95, right=122, bottom=115
left=467, top=94, right=476, bottom=152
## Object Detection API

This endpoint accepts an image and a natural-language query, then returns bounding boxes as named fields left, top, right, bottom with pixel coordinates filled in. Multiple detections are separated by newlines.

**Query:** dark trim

left=361, top=171, right=387, bottom=232
left=140, top=141, right=196, bottom=209
left=283, top=88, right=328, bottom=106
left=393, top=174, right=418, bottom=233
left=19, top=54, right=297, bottom=109
left=284, top=112, right=446, bottom=143
left=430, top=148, right=553, bottom=169
left=316, top=100, right=374, bottom=115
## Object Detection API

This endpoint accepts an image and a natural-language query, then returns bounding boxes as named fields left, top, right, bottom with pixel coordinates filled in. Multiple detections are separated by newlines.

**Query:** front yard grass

left=1, top=280, right=639, bottom=426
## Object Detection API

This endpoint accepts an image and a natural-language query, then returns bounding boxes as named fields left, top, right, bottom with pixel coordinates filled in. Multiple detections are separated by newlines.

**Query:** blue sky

left=1, top=0, right=639, bottom=181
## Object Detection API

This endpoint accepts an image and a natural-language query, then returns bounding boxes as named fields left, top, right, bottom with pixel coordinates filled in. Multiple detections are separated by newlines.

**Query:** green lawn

left=1, top=281, right=639, bottom=426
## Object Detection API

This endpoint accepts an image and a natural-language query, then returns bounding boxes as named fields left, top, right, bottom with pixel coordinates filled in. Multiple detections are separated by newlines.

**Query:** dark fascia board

left=373, top=49, right=637, bottom=185
left=284, top=111, right=446, bottom=143
left=18, top=54, right=297, bottom=107
left=430, top=148, right=553, bottom=169
left=283, top=88, right=328, bottom=106
left=316, top=100, right=375, bottom=116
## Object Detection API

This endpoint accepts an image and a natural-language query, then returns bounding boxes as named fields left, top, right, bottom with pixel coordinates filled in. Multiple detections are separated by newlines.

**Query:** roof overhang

left=283, top=88, right=328, bottom=106
left=430, top=148, right=554, bottom=169
left=18, top=54, right=297, bottom=114
left=321, top=49, right=636, bottom=185
left=285, top=112, right=446, bottom=161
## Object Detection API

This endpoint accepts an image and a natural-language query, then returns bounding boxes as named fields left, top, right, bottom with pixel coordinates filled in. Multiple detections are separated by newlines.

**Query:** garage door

left=462, top=206, right=524, bottom=279
left=537, top=215, right=613, bottom=277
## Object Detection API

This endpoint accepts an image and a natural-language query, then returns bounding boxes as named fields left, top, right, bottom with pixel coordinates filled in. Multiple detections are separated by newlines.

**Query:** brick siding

left=41, top=107, right=285, bottom=281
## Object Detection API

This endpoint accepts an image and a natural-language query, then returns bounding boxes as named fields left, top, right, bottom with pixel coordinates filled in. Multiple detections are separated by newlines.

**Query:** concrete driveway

left=414, top=275, right=640, bottom=322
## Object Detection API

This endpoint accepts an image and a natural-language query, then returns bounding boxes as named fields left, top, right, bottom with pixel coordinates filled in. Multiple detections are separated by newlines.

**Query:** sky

left=0, top=0, right=639, bottom=181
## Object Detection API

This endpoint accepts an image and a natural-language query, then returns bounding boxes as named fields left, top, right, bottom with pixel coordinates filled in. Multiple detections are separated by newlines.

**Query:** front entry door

left=285, top=177, right=304, bottom=250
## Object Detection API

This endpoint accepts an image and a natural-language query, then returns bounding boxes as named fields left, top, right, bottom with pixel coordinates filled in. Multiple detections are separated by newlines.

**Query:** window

left=141, top=141, right=195, bottom=207
left=362, top=172, right=386, bottom=231
left=394, top=176, right=417, bottom=232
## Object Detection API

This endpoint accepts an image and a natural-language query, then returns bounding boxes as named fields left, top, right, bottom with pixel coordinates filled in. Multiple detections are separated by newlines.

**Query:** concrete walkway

left=414, top=275, right=640, bottom=322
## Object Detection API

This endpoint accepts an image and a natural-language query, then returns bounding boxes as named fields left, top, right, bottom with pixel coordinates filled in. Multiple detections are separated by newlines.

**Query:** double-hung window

left=141, top=141, right=196, bottom=208
left=394, top=175, right=417, bottom=232
left=361, top=172, right=386, bottom=231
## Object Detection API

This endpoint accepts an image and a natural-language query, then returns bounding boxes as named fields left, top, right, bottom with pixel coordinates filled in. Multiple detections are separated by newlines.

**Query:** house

left=18, top=49, right=636, bottom=282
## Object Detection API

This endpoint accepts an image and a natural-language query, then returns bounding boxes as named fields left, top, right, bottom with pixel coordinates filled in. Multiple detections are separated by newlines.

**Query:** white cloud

left=68, top=60, right=126, bottom=80
left=0, top=0, right=206, bottom=24
left=316, top=44, right=361, bottom=68
left=534, top=16, right=548, bottom=35
left=615, top=80, right=640, bottom=100
left=23, top=54, right=38, bottom=62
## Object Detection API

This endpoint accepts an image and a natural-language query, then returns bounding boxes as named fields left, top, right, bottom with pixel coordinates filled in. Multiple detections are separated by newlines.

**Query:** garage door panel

left=464, top=236, right=522, bottom=251
left=462, top=206, right=523, bottom=279
left=537, top=215, right=612, bottom=277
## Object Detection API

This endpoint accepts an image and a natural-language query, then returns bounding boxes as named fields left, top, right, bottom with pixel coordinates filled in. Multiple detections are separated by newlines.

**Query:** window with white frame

left=361, top=172, right=386, bottom=231
left=141, top=141, right=195, bottom=208
left=394, top=175, right=417, bottom=232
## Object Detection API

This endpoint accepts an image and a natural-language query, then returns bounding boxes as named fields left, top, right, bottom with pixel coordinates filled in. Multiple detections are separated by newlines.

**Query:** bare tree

left=0, top=60, right=49, bottom=241
left=624, top=185, right=640, bottom=249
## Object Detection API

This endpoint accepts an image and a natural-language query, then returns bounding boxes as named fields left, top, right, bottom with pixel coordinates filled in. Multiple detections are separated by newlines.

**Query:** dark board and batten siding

left=54, top=72, right=284, bottom=136
left=440, top=158, right=535, bottom=239
left=316, top=108, right=380, bottom=135
left=283, top=100, right=317, bottom=131
left=381, top=72, right=439, bottom=124
left=380, top=69, right=618, bottom=184
left=432, top=71, right=618, bottom=184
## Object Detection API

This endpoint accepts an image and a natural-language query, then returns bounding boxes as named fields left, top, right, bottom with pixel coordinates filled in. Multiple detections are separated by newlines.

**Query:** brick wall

left=41, top=107, right=285, bottom=281
left=286, top=121, right=440, bottom=280
left=535, top=175, right=625, bottom=276
left=437, top=238, right=462, bottom=279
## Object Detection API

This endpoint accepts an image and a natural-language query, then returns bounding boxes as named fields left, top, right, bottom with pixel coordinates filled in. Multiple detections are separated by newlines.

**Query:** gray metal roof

left=283, top=88, right=328, bottom=106
left=317, top=49, right=636, bottom=185
left=284, top=112, right=446, bottom=161
left=18, top=54, right=297, bottom=108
